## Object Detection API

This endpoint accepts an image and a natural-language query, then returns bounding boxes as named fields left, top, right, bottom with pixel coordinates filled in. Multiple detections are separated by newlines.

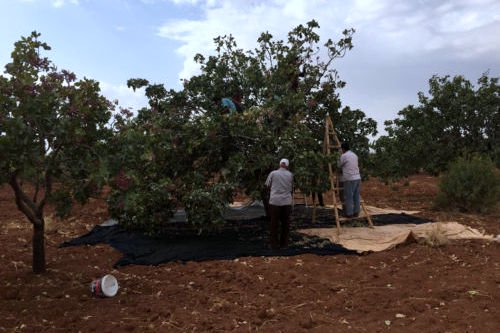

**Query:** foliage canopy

left=108, top=21, right=377, bottom=235
left=370, top=73, right=499, bottom=180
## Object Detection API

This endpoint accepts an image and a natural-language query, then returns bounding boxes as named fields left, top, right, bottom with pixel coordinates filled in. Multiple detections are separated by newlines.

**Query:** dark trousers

left=269, top=204, right=291, bottom=249
left=311, top=192, right=324, bottom=206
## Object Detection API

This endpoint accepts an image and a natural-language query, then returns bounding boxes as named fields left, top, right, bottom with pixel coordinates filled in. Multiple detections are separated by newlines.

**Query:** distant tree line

left=369, top=73, right=499, bottom=181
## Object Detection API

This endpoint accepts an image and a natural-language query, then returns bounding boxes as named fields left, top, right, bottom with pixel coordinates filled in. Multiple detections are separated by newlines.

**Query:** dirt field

left=1, top=175, right=499, bottom=333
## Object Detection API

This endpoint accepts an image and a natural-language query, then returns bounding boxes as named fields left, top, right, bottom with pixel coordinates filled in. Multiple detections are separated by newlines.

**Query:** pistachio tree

left=108, top=21, right=377, bottom=235
left=0, top=32, right=113, bottom=273
left=370, top=73, right=499, bottom=180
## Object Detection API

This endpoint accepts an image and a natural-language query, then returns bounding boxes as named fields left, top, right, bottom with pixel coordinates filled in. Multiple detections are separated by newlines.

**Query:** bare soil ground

left=1, top=174, right=499, bottom=333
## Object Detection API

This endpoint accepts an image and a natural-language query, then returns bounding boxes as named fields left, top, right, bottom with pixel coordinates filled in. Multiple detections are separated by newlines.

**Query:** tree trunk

left=32, top=219, right=46, bottom=274
left=9, top=175, right=47, bottom=274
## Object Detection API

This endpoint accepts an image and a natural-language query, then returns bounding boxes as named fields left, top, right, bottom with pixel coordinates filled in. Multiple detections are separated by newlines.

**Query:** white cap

left=279, top=158, right=289, bottom=167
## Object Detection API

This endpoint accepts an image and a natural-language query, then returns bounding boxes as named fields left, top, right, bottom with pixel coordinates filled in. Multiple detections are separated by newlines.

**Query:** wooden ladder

left=323, top=115, right=374, bottom=235
left=293, top=191, right=309, bottom=207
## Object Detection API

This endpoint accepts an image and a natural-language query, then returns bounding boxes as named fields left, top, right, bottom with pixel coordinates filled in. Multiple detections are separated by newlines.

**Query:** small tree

left=435, top=155, right=500, bottom=213
left=0, top=32, right=113, bottom=273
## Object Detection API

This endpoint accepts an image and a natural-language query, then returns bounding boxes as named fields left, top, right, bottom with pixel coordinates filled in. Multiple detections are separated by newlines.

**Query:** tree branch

left=36, top=171, right=52, bottom=214
left=9, top=173, right=40, bottom=225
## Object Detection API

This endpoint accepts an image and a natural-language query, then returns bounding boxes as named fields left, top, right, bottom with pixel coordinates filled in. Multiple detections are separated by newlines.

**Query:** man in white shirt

left=265, top=158, right=293, bottom=249
left=339, top=142, right=361, bottom=217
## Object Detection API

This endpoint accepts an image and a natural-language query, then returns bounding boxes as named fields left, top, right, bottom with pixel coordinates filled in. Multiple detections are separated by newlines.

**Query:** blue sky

left=1, top=0, right=499, bottom=136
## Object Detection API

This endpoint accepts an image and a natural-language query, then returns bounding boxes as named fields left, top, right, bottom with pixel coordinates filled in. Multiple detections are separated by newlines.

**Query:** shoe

left=353, top=212, right=360, bottom=217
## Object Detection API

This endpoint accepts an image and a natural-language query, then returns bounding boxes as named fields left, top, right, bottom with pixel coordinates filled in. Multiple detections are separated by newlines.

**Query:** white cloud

left=16, top=0, right=79, bottom=5
left=100, top=82, right=148, bottom=114
left=142, top=0, right=217, bottom=5
left=345, top=0, right=500, bottom=59
left=155, top=0, right=500, bottom=132
left=167, top=0, right=217, bottom=6
left=157, top=0, right=500, bottom=80
left=157, top=0, right=343, bottom=79
left=170, top=0, right=201, bottom=4
left=52, top=0, right=79, bottom=8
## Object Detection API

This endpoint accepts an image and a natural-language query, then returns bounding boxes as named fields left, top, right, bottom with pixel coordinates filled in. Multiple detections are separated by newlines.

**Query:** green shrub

left=435, top=156, right=500, bottom=213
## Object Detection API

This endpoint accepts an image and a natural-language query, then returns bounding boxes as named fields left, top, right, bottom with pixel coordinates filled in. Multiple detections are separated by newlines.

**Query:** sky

left=1, top=0, right=499, bottom=137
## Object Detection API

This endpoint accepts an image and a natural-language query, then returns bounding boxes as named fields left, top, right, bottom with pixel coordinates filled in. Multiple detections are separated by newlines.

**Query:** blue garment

left=343, top=179, right=360, bottom=216
left=221, top=98, right=237, bottom=113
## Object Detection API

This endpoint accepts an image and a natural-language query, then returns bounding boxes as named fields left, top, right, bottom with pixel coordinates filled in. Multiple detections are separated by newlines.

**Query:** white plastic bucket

left=90, top=274, right=119, bottom=297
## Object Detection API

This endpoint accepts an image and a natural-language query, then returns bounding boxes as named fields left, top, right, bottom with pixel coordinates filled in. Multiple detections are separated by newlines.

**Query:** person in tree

left=221, top=92, right=243, bottom=114
left=339, top=142, right=361, bottom=217
left=287, top=55, right=304, bottom=93
left=265, top=158, right=294, bottom=249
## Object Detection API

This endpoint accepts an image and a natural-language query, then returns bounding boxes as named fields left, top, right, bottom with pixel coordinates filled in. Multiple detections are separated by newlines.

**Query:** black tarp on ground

left=60, top=205, right=432, bottom=267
